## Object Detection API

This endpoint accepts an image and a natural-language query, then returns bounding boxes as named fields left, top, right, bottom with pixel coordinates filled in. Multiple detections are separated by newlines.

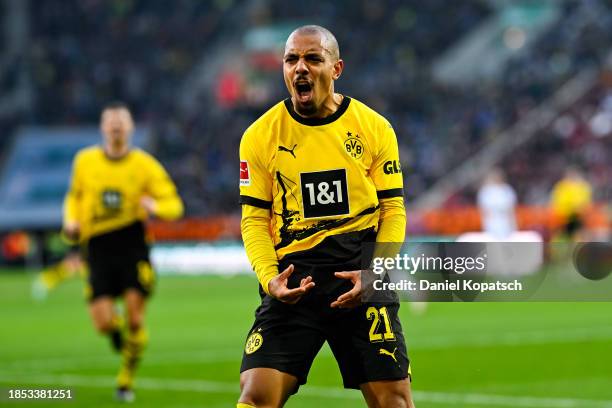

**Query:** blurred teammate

left=238, top=26, right=413, bottom=407
left=477, top=168, right=517, bottom=239
left=63, top=102, right=183, bottom=402
left=550, top=167, right=592, bottom=241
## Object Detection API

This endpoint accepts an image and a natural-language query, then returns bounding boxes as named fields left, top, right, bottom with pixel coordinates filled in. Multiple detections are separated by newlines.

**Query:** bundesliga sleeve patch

left=240, top=160, right=251, bottom=186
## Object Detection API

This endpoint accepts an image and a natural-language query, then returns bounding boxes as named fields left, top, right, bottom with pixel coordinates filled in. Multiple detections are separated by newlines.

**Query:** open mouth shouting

left=294, top=79, right=314, bottom=104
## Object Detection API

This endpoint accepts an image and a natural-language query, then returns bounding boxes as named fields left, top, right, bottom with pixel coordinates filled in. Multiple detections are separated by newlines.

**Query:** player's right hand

left=268, top=264, right=315, bottom=304
left=63, top=221, right=81, bottom=242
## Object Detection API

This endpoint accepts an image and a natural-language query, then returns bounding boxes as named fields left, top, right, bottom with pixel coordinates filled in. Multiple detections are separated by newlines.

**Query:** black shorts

left=240, top=291, right=410, bottom=390
left=85, top=222, right=155, bottom=302
left=564, top=213, right=582, bottom=235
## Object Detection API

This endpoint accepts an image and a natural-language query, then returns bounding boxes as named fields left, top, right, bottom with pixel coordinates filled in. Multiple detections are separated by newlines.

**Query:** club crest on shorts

left=240, top=160, right=250, bottom=186
left=245, top=331, right=263, bottom=354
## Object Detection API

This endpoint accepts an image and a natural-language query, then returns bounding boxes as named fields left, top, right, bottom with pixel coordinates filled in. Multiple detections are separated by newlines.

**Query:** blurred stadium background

left=0, top=0, right=611, bottom=407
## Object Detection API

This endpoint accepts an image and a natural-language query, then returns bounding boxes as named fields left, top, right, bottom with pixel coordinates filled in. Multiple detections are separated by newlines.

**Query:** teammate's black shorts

left=240, top=273, right=410, bottom=390
left=85, top=221, right=155, bottom=302
left=564, top=213, right=582, bottom=236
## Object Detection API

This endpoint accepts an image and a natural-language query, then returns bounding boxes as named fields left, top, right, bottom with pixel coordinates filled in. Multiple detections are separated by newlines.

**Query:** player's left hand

left=140, top=196, right=157, bottom=216
left=331, top=270, right=362, bottom=309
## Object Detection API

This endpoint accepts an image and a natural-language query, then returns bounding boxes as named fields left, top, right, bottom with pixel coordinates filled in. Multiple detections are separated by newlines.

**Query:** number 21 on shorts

left=367, top=306, right=396, bottom=342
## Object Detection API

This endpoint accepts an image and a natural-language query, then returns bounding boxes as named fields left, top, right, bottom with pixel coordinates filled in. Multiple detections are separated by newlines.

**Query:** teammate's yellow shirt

left=550, top=178, right=592, bottom=218
left=64, top=146, right=183, bottom=242
left=240, top=96, right=404, bottom=261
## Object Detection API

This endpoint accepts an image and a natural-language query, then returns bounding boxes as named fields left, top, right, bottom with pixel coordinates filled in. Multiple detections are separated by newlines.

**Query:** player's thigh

left=239, top=367, right=298, bottom=408
left=240, top=297, right=325, bottom=390
left=327, top=302, right=410, bottom=389
left=124, top=288, right=147, bottom=331
left=361, top=378, right=415, bottom=408
left=89, top=296, right=115, bottom=333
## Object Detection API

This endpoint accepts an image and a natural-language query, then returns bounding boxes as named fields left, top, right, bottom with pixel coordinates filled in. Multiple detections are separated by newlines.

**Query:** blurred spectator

left=477, top=169, right=517, bottom=239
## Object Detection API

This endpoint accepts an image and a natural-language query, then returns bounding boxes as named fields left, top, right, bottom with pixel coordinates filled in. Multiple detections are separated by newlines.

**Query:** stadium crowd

left=9, top=0, right=612, bottom=215
left=502, top=85, right=612, bottom=205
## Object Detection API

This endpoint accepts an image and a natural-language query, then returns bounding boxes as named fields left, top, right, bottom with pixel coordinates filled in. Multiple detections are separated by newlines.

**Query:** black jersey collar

left=284, top=96, right=351, bottom=126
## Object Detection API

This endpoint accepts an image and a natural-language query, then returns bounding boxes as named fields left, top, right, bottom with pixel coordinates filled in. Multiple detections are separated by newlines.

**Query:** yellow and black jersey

left=550, top=178, right=592, bottom=218
left=240, top=96, right=404, bottom=261
left=64, top=146, right=183, bottom=242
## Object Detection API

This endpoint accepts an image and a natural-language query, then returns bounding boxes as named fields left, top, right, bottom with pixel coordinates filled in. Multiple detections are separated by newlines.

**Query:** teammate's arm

left=63, top=152, right=83, bottom=242
left=143, top=157, right=184, bottom=220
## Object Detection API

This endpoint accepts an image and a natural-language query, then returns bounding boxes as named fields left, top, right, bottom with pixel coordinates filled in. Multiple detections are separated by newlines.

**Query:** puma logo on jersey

left=278, top=144, right=298, bottom=158
left=379, top=347, right=398, bottom=363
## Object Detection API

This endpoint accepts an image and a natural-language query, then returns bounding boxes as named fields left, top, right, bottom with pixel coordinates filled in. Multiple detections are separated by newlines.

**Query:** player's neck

left=294, top=93, right=343, bottom=119
left=104, top=144, right=130, bottom=160
left=323, top=93, right=344, bottom=117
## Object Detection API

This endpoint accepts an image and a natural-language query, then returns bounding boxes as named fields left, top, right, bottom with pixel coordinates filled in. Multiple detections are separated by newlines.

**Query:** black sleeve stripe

left=239, top=195, right=272, bottom=209
left=377, top=188, right=404, bottom=199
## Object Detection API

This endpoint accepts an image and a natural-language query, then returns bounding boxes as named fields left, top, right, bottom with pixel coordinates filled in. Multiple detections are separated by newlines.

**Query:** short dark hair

left=102, top=100, right=130, bottom=112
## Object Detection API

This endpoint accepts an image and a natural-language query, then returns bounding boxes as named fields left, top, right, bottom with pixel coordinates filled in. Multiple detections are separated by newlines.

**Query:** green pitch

left=1, top=270, right=611, bottom=408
